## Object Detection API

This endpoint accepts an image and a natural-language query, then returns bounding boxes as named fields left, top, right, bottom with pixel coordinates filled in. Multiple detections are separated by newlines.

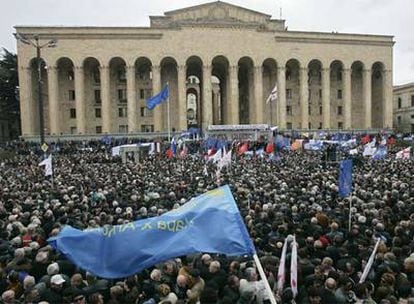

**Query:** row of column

left=20, top=63, right=392, bottom=136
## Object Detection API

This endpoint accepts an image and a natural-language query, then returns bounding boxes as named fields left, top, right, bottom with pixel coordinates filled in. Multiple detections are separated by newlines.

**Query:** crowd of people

left=0, top=136, right=413, bottom=304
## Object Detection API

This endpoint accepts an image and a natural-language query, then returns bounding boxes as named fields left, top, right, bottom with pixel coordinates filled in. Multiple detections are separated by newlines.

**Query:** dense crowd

left=0, top=138, right=413, bottom=304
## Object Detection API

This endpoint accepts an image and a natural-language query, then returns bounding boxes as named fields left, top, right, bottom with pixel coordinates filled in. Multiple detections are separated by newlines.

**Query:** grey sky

left=1, top=0, right=413, bottom=85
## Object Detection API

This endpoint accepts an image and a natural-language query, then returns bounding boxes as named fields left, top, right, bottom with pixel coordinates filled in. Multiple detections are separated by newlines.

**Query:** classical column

left=47, top=66, right=59, bottom=135
left=152, top=65, right=162, bottom=132
left=19, top=66, right=34, bottom=136
left=382, top=69, right=393, bottom=129
left=126, top=65, right=137, bottom=133
left=100, top=65, right=111, bottom=133
left=202, top=65, right=213, bottom=129
left=228, top=65, right=239, bottom=124
left=254, top=66, right=264, bottom=124
left=277, top=66, right=286, bottom=129
left=362, top=69, right=372, bottom=129
left=74, top=66, right=86, bottom=134
left=299, top=67, right=309, bottom=129
left=177, top=65, right=187, bottom=131
left=321, top=67, right=331, bottom=129
left=343, top=68, right=352, bottom=129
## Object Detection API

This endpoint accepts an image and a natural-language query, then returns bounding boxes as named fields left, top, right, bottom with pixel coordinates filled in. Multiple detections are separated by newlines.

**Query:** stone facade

left=393, top=83, right=414, bottom=133
left=15, top=1, right=394, bottom=137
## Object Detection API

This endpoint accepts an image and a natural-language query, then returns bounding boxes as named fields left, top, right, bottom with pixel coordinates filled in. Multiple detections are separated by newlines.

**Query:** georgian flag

left=266, top=84, right=278, bottom=104
left=276, top=238, right=288, bottom=294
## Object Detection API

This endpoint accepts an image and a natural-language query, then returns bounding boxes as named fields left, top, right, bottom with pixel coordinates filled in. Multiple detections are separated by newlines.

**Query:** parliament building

left=15, top=1, right=394, bottom=138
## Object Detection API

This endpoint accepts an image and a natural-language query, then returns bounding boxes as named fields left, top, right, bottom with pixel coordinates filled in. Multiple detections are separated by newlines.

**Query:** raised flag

left=266, top=84, right=278, bottom=104
left=290, top=236, right=298, bottom=298
left=39, top=154, right=53, bottom=176
left=361, top=134, right=370, bottom=145
left=396, top=147, right=411, bottom=159
left=146, top=85, right=169, bottom=110
left=372, top=146, right=387, bottom=160
left=265, top=142, right=274, bottom=154
left=338, top=159, right=352, bottom=198
left=238, top=143, right=249, bottom=155
left=49, top=185, right=256, bottom=279
left=387, top=136, right=395, bottom=146
left=218, top=149, right=232, bottom=171
left=276, top=238, right=288, bottom=294
left=359, top=239, right=381, bottom=283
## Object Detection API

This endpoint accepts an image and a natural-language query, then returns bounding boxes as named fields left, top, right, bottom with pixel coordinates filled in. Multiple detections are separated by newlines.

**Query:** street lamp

left=13, top=32, right=57, bottom=145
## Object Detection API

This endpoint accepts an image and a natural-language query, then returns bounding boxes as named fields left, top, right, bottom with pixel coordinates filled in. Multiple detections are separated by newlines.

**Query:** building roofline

left=394, top=82, right=414, bottom=91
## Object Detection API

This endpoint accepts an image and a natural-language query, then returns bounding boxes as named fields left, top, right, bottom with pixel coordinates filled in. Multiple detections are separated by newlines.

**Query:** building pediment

left=150, top=1, right=286, bottom=31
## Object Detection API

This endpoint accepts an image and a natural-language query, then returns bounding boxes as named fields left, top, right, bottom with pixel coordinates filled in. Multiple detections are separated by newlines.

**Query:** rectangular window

left=286, top=89, right=292, bottom=99
left=319, top=89, right=322, bottom=99
left=337, top=89, right=342, bottom=99
left=119, top=125, right=128, bottom=133
left=319, top=122, right=323, bottom=129
left=411, top=114, right=414, bottom=119
left=70, top=108, right=76, bottom=119
left=141, top=125, right=154, bottom=132
left=338, top=122, right=343, bottom=129
left=70, top=126, right=77, bottom=134
left=68, top=70, right=74, bottom=81
left=69, top=90, right=76, bottom=101
left=397, top=116, right=401, bottom=124
left=287, top=122, right=292, bottom=130
left=398, top=97, right=402, bottom=109
left=118, top=89, right=127, bottom=103
left=96, top=126, right=102, bottom=134
left=140, top=107, right=153, bottom=117
left=308, top=105, right=312, bottom=115
left=93, top=69, right=100, bottom=84
left=95, top=108, right=101, bottom=118
left=319, top=106, right=323, bottom=115
left=94, top=90, right=101, bottom=104
left=118, top=107, right=127, bottom=118
left=286, top=70, right=291, bottom=81
left=286, top=106, right=292, bottom=116
left=338, top=106, right=343, bottom=115
left=140, top=89, right=145, bottom=99
left=337, top=71, right=342, bottom=81
left=411, top=95, right=414, bottom=107
left=118, top=70, right=126, bottom=83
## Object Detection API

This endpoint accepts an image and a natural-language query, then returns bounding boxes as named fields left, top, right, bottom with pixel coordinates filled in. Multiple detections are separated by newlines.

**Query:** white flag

left=359, top=238, right=381, bottom=283
left=276, top=238, right=288, bottom=294
left=218, top=149, right=232, bottom=171
left=396, top=147, right=411, bottom=159
left=290, top=236, right=298, bottom=298
left=266, top=84, right=278, bottom=104
left=349, top=148, right=358, bottom=155
left=39, top=155, right=53, bottom=176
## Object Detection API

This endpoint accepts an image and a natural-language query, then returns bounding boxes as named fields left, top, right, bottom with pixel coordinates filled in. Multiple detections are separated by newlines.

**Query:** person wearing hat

left=41, top=274, right=66, bottom=303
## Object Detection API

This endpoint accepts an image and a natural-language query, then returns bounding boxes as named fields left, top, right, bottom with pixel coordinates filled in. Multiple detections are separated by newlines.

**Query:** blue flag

left=338, top=159, right=353, bottom=198
left=146, top=85, right=169, bottom=110
left=372, top=146, right=387, bottom=160
left=48, top=185, right=255, bottom=279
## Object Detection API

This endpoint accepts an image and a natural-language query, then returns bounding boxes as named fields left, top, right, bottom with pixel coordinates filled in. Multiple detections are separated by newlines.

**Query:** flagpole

left=253, top=254, right=278, bottom=304
left=348, top=194, right=352, bottom=232
left=167, top=82, right=171, bottom=142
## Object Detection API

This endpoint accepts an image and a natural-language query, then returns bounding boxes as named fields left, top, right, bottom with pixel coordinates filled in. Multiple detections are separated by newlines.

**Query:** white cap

left=50, top=274, right=65, bottom=285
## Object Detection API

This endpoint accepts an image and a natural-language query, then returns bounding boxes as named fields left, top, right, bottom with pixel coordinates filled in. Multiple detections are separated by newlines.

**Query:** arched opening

left=160, top=57, right=178, bottom=132
left=135, top=57, right=153, bottom=133
left=351, top=61, right=365, bottom=128
left=29, top=57, right=48, bottom=135
left=56, top=57, right=75, bottom=135
left=109, top=57, right=127, bottom=133
left=285, top=59, right=300, bottom=129
left=238, top=57, right=254, bottom=124
left=308, top=59, right=322, bottom=129
left=186, top=56, right=203, bottom=128
left=262, top=58, right=278, bottom=125
left=372, top=62, right=385, bottom=128
left=212, top=56, right=230, bottom=124
left=330, top=60, right=344, bottom=129
left=83, top=57, right=101, bottom=135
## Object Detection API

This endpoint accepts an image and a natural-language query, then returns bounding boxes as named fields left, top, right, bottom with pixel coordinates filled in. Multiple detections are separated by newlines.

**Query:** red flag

left=361, top=134, right=370, bottom=145
left=238, top=143, right=248, bottom=155
left=265, top=142, right=274, bottom=154
left=166, top=148, right=173, bottom=159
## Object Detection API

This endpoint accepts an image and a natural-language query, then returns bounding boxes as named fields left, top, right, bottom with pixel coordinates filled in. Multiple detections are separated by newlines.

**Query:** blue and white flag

left=39, top=155, right=53, bottom=176
left=372, top=146, right=387, bottom=160
left=48, top=185, right=255, bottom=279
left=146, top=85, right=169, bottom=110
left=338, top=159, right=352, bottom=198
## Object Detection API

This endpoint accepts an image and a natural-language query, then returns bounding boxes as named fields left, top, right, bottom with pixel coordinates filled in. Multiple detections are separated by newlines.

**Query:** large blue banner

left=338, top=159, right=353, bottom=198
left=48, top=185, right=256, bottom=279
left=146, top=85, right=169, bottom=110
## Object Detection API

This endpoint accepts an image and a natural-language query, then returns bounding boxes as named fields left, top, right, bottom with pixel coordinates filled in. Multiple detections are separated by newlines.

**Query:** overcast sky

left=1, top=0, right=413, bottom=85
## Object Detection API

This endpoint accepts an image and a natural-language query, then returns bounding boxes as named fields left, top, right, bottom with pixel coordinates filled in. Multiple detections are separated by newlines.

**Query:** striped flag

left=276, top=238, right=288, bottom=294
left=290, top=235, right=298, bottom=298
left=359, top=239, right=381, bottom=283
left=266, top=84, right=278, bottom=104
